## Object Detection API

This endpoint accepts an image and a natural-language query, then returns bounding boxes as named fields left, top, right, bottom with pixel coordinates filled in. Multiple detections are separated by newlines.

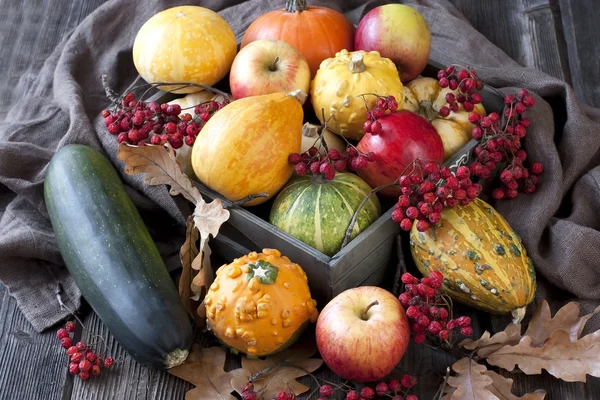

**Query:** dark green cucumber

left=44, top=144, right=193, bottom=369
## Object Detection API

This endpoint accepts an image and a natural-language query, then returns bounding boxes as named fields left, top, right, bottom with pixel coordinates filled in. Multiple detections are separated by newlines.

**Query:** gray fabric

left=1, top=0, right=599, bottom=332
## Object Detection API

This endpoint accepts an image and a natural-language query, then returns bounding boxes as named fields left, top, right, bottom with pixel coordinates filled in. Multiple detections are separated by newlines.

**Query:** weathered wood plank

left=69, top=311, right=193, bottom=400
left=559, top=0, right=600, bottom=107
left=0, top=285, right=69, bottom=400
left=450, top=0, right=570, bottom=82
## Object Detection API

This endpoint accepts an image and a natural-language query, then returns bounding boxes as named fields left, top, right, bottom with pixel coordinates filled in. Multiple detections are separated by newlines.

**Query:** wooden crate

left=152, top=60, right=505, bottom=308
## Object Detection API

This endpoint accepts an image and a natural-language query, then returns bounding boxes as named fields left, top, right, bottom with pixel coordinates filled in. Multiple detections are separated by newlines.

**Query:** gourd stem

left=270, top=57, right=280, bottom=71
left=361, top=300, right=379, bottom=320
left=286, top=89, right=308, bottom=105
left=348, top=52, right=366, bottom=73
left=285, top=0, right=308, bottom=12
left=302, top=122, right=320, bottom=138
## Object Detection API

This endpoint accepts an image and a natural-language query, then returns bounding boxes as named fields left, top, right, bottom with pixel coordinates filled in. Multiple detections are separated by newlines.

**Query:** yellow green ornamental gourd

left=410, top=198, right=536, bottom=322
left=205, top=249, right=319, bottom=357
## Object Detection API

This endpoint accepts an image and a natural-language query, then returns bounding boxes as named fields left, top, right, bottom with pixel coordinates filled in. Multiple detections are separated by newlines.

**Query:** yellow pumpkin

left=132, top=6, right=237, bottom=93
left=310, top=50, right=404, bottom=140
left=191, top=91, right=305, bottom=206
left=410, top=198, right=536, bottom=322
left=205, top=249, right=319, bottom=356
left=402, top=77, right=486, bottom=160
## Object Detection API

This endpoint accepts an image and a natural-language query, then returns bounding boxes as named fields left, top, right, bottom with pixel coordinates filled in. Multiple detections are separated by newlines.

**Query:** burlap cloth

left=1, top=0, right=599, bottom=332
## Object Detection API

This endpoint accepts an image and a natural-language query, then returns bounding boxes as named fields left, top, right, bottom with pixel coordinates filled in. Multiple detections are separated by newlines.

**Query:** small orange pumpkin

left=205, top=249, right=319, bottom=356
left=240, top=0, right=355, bottom=77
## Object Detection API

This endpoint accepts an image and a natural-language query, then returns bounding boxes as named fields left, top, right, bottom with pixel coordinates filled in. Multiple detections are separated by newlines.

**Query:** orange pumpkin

left=240, top=0, right=355, bottom=77
left=205, top=248, right=319, bottom=356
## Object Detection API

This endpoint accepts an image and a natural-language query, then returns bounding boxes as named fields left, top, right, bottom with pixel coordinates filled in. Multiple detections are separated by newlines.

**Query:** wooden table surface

left=1, top=1, right=599, bottom=399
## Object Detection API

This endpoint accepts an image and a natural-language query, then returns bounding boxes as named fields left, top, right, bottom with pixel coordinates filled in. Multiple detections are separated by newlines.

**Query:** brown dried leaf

left=486, top=330, right=600, bottom=382
left=442, top=358, right=497, bottom=400
left=524, top=301, right=600, bottom=345
left=460, top=323, right=523, bottom=358
left=168, top=345, right=240, bottom=400
left=230, top=340, right=323, bottom=399
left=117, top=143, right=202, bottom=204
left=178, top=216, right=204, bottom=327
left=193, top=198, right=230, bottom=270
left=442, top=366, right=546, bottom=400
left=484, top=370, right=546, bottom=399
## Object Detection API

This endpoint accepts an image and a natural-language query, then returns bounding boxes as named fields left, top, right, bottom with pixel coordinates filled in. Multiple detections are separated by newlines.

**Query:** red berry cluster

left=102, top=91, right=229, bottom=148
left=317, top=375, right=419, bottom=400
left=392, top=161, right=482, bottom=232
left=399, top=272, right=473, bottom=344
left=437, top=65, right=484, bottom=114
left=288, top=146, right=375, bottom=181
left=57, top=321, right=114, bottom=380
left=467, top=89, right=543, bottom=199
left=362, top=95, right=399, bottom=135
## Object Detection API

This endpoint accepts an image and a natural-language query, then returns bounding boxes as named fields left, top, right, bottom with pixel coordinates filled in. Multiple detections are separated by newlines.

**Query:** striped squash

left=269, top=172, right=381, bottom=256
left=409, top=198, right=536, bottom=322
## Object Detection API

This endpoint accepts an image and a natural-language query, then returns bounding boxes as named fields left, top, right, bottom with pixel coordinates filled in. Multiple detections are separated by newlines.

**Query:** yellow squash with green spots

left=410, top=198, right=536, bottom=322
left=205, top=249, right=319, bottom=357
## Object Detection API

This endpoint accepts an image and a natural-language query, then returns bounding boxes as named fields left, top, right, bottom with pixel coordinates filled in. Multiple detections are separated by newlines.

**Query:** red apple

left=357, top=111, right=444, bottom=197
left=355, top=4, right=431, bottom=82
left=315, top=286, right=410, bottom=383
left=229, top=39, right=311, bottom=100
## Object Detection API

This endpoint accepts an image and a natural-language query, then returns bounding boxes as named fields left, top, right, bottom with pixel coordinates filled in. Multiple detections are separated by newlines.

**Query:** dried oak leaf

left=178, top=216, right=203, bottom=327
left=524, top=301, right=600, bottom=346
left=193, top=198, right=230, bottom=270
left=117, top=143, right=202, bottom=204
left=168, top=345, right=239, bottom=400
left=485, top=329, right=600, bottom=382
left=464, top=301, right=600, bottom=382
left=484, top=370, right=546, bottom=399
left=230, top=341, right=323, bottom=399
left=442, top=358, right=496, bottom=400
left=460, top=322, right=523, bottom=358
left=442, top=368, right=547, bottom=400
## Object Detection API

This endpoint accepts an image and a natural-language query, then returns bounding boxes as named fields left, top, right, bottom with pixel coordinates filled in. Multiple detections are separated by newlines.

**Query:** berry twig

left=399, top=272, right=473, bottom=346
left=223, top=193, right=269, bottom=209
left=101, top=78, right=232, bottom=149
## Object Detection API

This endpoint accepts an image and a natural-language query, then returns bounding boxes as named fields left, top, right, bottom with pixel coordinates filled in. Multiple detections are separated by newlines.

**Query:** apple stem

left=361, top=300, right=379, bottom=320
left=269, top=56, right=280, bottom=72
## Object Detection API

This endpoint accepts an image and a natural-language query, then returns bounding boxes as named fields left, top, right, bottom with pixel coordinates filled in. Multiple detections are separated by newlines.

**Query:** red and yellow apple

left=315, top=286, right=410, bottom=382
left=354, top=4, right=431, bottom=82
left=229, top=39, right=311, bottom=100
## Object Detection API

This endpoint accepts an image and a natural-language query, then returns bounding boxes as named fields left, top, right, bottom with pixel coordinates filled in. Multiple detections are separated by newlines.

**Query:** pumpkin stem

left=269, top=56, right=280, bottom=71
left=286, top=89, right=308, bottom=105
left=348, top=52, right=366, bottom=73
left=285, top=0, right=308, bottom=12
left=419, top=100, right=440, bottom=121
left=302, top=122, right=320, bottom=138
left=361, top=300, right=379, bottom=320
